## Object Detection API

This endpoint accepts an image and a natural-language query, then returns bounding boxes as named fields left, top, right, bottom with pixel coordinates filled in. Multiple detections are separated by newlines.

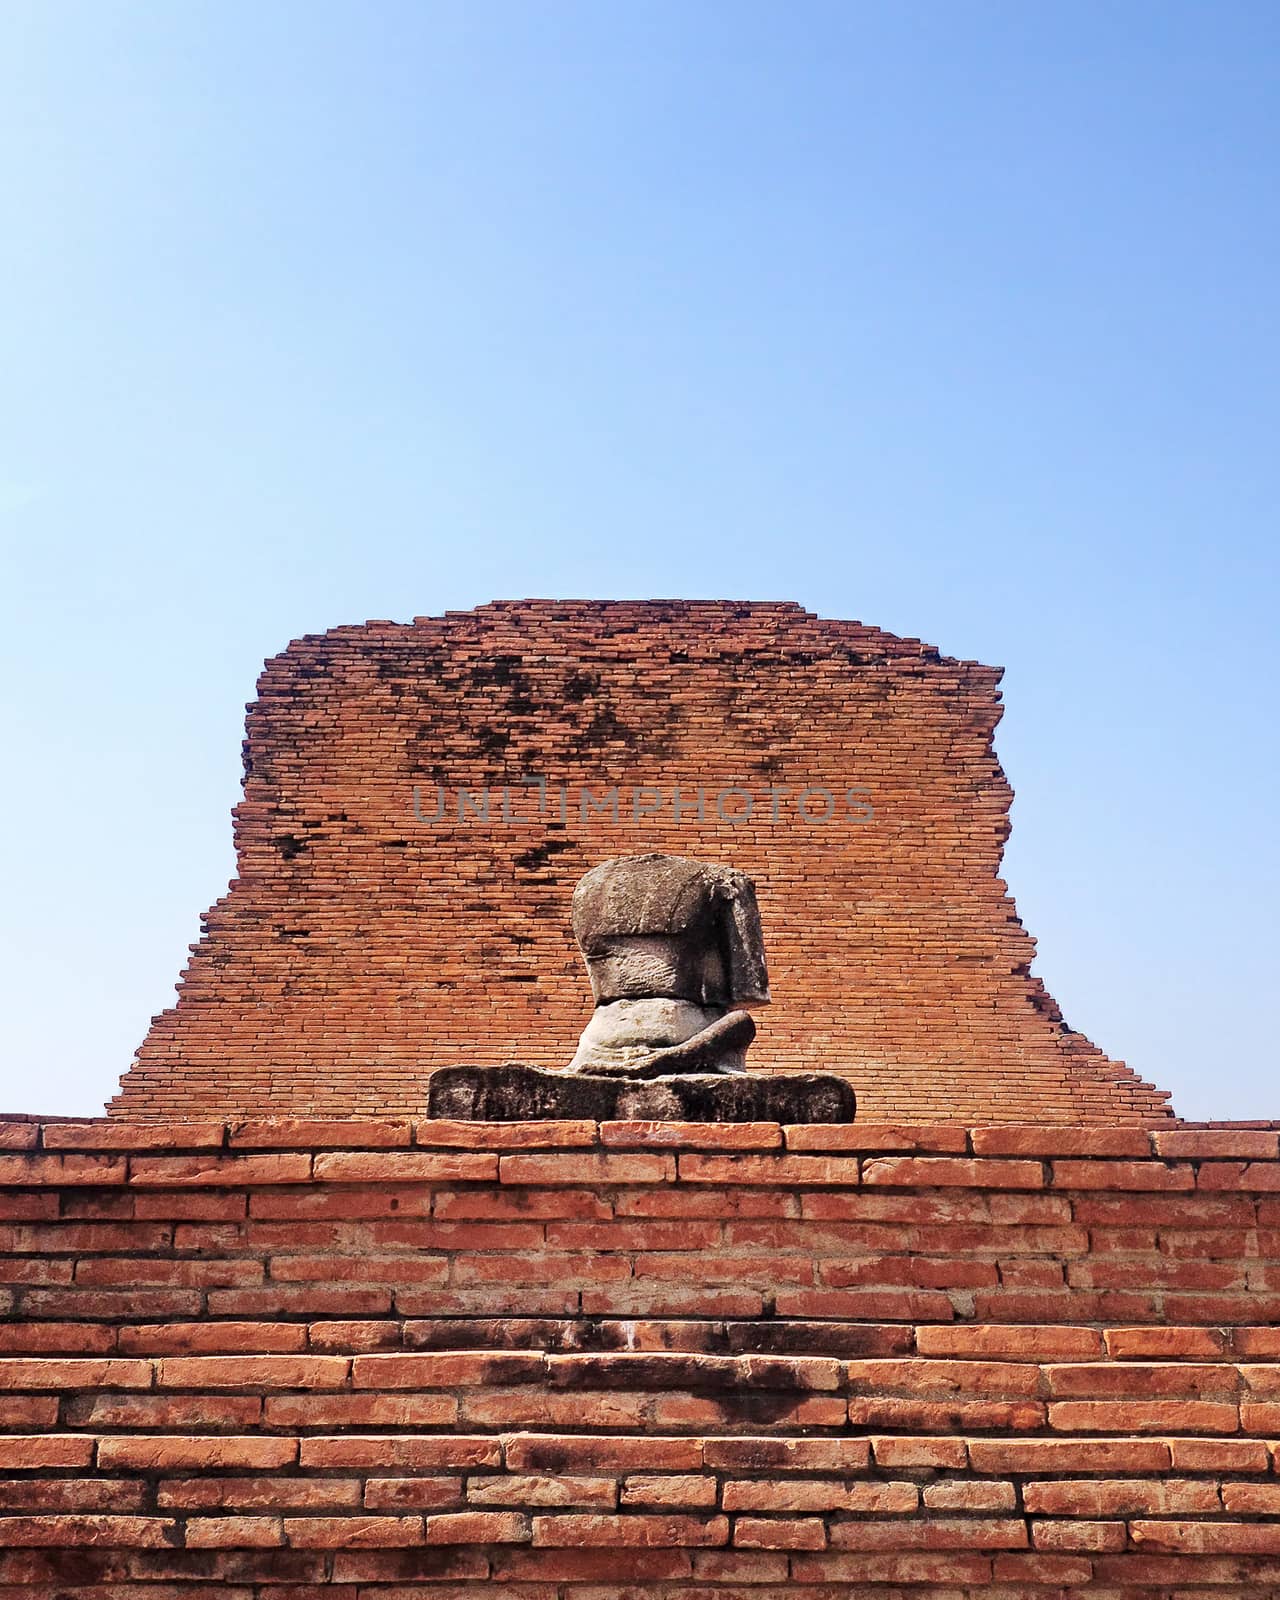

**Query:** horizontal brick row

left=12, top=1116, right=1278, bottom=1159
left=4, top=1350, right=1280, bottom=1405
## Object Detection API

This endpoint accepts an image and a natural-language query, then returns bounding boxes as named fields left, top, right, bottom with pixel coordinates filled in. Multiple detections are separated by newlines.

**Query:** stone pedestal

left=426, top=1063, right=856, bottom=1123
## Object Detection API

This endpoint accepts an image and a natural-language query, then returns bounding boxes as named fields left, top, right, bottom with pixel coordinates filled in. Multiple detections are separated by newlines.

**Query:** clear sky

left=1, top=0, right=1276, bottom=1120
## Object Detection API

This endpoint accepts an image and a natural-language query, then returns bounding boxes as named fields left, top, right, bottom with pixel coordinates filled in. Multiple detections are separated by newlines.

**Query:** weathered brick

left=995, top=1551, right=1095, bottom=1583
left=0, top=1321, right=115, bottom=1353
left=678, top=1153, right=860, bottom=1187
left=0, top=1357, right=152, bottom=1389
left=329, top=1549, right=490, bottom=1581
left=1131, top=1520, right=1280, bottom=1553
left=0, top=1435, right=94, bottom=1469
left=530, top=1512, right=727, bottom=1546
left=870, top=1435, right=967, bottom=1469
left=703, top=1437, right=870, bottom=1472
left=418, top=1119, right=599, bottom=1148
left=1170, top=1436, right=1268, bottom=1470
left=1104, top=1325, right=1228, bottom=1360
left=847, top=1395, right=1044, bottom=1432
left=230, top=1118, right=412, bottom=1148
left=118, top=1321, right=308, bottom=1355
left=265, top=1253, right=447, bottom=1288
left=621, top=1474, right=716, bottom=1508
left=156, top=1355, right=349, bottom=1389
left=1075, top=1193, right=1253, bottom=1226
left=732, top=1515, right=826, bottom=1549
left=313, top=1151, right=497, bottom=1183
left=0, top=1477, right=149, bottom=1512
left=774, top=1288, right=955, bottom=1321
left=790, top=1551, right=994, bottom=1582
left=433, top=1189, right=610, bottom=1221
left=453, top=1252, right=630, bottom=1286
left=1224, top=1483, right=1280, bottom=1512
left=1044, top=1361, right=1238, bottom=1397
left=135, top=1192, right=247, bottom=1218
left=724, top=1479, right=917, bottom=1513
left=308, top=1320, right=402, bottom=1352
left=915, top=1324, right=1102, bottom=1360
left=971, top=1126, right=1152, bottom=1157
left=44, top=1122, right=227, bottom=1150
left=1199, top=1161, right=1280, bottom=1191
left=967, top=1437, right=1170, bottom=1473
left=827, top=1517, right=1027, bottom=1549
left=1155, top=1129, right=1280, bottom=1159
left=74, top=1256, right=263, bottom=1288
left=0, top=1153, right=126, bottom=1185
left=1232, top=1326, right=1280, bottom=1357
left=490, top=1547, right=694, bottom=1580
left=602, top=1121, right=780, bottom=1149
left=129, top=1153, right=311, bottom=1186
left=1025, top=1478, right=1220, bottom=1514
left=362, top=1477, right=465, bottom=1511
left=159, top=1477, right=364, bottom=1510
left=64, top=1393, right=262, bottom=1430
left=923, top=1479, right=1016, bottom=1511
left=506, top=1436, right=703, bottom=1473
left=845, top=1357, right=1041, bottom=1396
left=285, top=1516, right=425, bottom=1546
left=863, top=1157, right=1043, bottom=1189
left=97, top=1436, right=297, bottom=1470
left=0, top=1514, right=176, bottom=1545
left=185, top=1515, right=284, bottom=1547
left=1052, top=1159, right=1194, bottom=1190
left=691, top=1548, right=790, bottom=1581
left=471, top=1475, right=615, bottom=1509
left=424, top=1511, right=532, bottom=1543
left=0, top=1398, right=56, bottom=1428
left=353, top=1352, right=544, bottom=1388
left=1048, top=1398, right=1239, bottom=1432
left=500, top=1153, right=674, bottom=1186
left=581, top=1284, right=764, bottom=1318
left=545, top=1220, right=719, bottom=1251
left=299, top=1436, right=501, bottom=1470
left=267, top=1394, right=457, bottom=1429
left=784, top=1124, right=969, bottom=1153
left=209, top=1280, right=392, bottom=1318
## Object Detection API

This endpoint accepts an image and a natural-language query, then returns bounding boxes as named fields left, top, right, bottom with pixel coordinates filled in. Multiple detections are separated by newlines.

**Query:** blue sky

left=1, top=0, right=1276, bottom=1119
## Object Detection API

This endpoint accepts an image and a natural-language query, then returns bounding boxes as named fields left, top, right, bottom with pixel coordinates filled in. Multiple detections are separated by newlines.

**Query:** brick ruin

left=112, top=599, right=1170, bottom=1123
left=10, top=599, right=1263, bottom=1596
left=3, top=1116, right=1280, bottom=1597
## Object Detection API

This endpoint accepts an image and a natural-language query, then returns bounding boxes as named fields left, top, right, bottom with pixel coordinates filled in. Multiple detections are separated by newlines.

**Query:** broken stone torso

left=565, top=853, right=770, bottom=1078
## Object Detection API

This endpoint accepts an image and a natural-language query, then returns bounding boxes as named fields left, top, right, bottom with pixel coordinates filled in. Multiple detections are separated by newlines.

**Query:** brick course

left=110, top=601, right=1170, bottom=1123
left=0, top=1117, right=1277, bottom=1594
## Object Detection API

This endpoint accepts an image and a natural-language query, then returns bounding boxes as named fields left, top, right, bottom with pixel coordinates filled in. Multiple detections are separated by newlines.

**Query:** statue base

left=426, top=1064, right=856, bottom=1124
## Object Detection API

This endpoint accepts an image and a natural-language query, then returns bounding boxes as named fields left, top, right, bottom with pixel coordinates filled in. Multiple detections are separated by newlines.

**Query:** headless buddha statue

left=565, top=852, right=770, bottom=1078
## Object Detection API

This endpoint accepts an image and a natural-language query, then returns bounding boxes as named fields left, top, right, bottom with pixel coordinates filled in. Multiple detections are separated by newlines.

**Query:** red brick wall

left=1, top=1116, right=1278, bottom=1594
left=112, top=601, right=1170, bottom=1122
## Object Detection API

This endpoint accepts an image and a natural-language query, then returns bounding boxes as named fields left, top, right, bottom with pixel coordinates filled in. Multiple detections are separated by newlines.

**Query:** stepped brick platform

left=113, top=601, right=1171, bottom=1124
left=2, top=1115, right=1280, bottom=1596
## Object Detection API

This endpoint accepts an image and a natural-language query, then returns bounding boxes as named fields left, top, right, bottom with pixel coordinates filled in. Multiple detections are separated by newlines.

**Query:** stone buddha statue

left=426, top=847, right=855, bottom=1121
left=565, top=853, right=770, bottom=1078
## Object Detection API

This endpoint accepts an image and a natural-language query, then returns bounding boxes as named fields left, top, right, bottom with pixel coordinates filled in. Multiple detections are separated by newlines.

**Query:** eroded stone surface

left=426, top=1064, right=856, bottom=1123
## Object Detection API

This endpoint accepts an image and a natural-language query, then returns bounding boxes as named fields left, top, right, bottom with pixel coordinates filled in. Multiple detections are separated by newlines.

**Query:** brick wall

left=2, top=1116, right=1279, bottom=1595
left=113, top=601, right=1170, bottom=1123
